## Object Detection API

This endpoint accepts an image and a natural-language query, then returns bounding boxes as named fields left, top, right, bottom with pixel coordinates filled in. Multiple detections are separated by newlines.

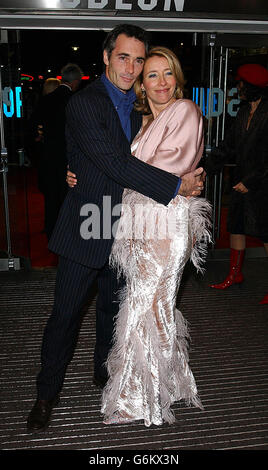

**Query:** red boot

left=259, top=293, right=268, bottom=305
left=210, top=248, right=245, bottom=290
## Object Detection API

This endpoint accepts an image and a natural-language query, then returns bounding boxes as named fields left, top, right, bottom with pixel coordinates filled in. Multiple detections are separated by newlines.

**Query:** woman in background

left=207, top=64, right=268, bottom=305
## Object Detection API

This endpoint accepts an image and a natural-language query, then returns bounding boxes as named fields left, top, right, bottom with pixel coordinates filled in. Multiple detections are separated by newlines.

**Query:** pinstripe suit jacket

left=48, top=78, right=180, bottom=268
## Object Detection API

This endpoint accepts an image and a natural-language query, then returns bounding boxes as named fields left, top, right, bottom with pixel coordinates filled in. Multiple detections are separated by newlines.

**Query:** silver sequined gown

left=101, top=100, right=211, bottom=426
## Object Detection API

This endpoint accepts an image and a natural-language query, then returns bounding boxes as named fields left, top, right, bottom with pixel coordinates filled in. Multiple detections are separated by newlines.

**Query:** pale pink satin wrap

left=131, top=99, right=204, bottom=176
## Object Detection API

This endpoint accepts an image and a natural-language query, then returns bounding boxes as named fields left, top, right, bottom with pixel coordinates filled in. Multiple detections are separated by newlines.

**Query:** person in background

left=41, top=63, right=82, bottom=241
left=24, top=78, right=61, bottom=189
left=34, top=78, right=61, bottom=194
left=42, top=77, right=61, bottom=96
left=206, top=63, right=268, bottom=305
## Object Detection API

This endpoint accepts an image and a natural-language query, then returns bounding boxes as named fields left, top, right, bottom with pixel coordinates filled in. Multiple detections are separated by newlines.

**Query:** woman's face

left=237, top=80, right=246, bottom=100
left=141, top=55, right=177, bottom=110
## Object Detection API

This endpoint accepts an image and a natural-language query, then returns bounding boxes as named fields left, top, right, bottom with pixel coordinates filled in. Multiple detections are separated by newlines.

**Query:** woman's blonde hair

left=134, top=46, right=185, bottom=114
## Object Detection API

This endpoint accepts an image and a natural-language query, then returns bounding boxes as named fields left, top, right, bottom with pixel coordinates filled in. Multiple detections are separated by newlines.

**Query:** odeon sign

left=2, top=85, right=240, bottom=119
left=60, top=0, right=185, bottom=10
left=0, top=0, right=268, bottom=15
left=0, top=0, right=186, bottom=12
left=193, top=87, right=240, bottom=118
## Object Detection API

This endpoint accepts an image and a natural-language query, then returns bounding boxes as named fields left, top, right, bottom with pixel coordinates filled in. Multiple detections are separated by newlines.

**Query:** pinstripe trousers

left=36, top=256, right=122, bottom=400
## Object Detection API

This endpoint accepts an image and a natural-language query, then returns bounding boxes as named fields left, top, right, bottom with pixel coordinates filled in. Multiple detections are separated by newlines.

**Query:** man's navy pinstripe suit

left=36, top=78, right=180, bottom=400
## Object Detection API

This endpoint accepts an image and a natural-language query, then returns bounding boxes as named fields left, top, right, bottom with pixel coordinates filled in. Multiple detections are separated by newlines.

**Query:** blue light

left=2, top=86, right=23, bottom=118
left=3, top=87, right=14, bottom=118
left=15, top=87, right=22, bottom=118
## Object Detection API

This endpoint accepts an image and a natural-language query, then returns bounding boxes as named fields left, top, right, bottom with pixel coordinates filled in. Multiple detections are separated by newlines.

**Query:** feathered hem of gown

left=101, top=194, right=212, bottom=427
left=101, top=295, right=204, bottom=427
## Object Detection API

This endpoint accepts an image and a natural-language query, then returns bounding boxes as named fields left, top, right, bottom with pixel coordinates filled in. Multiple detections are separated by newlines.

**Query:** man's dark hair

left=103, top=24, right=150, bottom=59
left=61, top=63, right=83, bottom=83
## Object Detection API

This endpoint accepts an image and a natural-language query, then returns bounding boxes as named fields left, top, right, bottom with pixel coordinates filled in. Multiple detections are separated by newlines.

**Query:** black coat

left=42, top=84, right=72, bottom=170
left=48, top=78, right=180, bottom=268
left=205, top=97, right=268, bottom=240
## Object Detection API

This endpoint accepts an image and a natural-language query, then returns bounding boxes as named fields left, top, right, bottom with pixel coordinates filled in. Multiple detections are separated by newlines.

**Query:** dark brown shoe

left=27, top=396, right=59, bottom=432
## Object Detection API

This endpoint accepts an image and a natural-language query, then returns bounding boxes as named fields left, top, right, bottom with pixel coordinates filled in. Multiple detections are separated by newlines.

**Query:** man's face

left=103, top=33, right=146, bottom=93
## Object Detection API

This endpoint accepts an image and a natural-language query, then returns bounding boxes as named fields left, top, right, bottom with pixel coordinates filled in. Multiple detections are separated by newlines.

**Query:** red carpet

left=25, top=168, right=58, bottom=267
left=0, top=167, right=58, bottom=268
left=0, top=167, right=262, bottom=268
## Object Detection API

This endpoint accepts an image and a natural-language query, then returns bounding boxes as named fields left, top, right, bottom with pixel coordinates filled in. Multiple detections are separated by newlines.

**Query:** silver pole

left=207, top=40, right=217, bottom=241
left=214, top=46, right=223, bottom=240
left=215, top=46, right=223, bottom=148
left=0, top=38, right=20, bottom=270
left=217, top=47, right=229, bottom=239
left=207, top=43, right=214, bottom=147
left=0, top=61, right=12, bottom=258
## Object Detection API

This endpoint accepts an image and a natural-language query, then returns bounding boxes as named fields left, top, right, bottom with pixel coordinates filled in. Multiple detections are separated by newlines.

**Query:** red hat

left=236, top=64, right=268, bottom=87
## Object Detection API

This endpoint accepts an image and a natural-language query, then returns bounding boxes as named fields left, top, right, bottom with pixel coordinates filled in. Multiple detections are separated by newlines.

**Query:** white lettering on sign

left=58, top=0, right=185, bottom=11
left=61, top=0, right=81, bottom=8
left=164, top=0, right=185, bottom=11
left=138, top=0, right=158, bottom=11
left=87, top=0, right=108, bottom=9
left=115, top=0, right=132, bottom=10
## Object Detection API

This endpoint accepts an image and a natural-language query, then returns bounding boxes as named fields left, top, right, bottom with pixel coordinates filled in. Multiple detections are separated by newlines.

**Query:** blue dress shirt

left=101, top=73, right=136, bottom=142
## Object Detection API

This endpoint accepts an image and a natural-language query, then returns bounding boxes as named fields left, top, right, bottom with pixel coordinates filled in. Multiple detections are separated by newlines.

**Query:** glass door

left=195, top=33, right=268, bottom=250
left=205, top=36, right=230, bottom=245
left=192, top=33, right=231, bottom=245
left=0, top=29, right=30, bottom=271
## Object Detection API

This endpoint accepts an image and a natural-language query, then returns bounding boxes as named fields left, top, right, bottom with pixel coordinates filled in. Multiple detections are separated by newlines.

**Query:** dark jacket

left=48, top=78, right=180, bottom=268
left=205, top=97, right=268, bottom=239
left=42, top=84, right=72, bottom=168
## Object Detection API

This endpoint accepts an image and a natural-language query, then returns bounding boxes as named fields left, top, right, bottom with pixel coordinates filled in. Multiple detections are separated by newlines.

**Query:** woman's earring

left=141, top=88, right=146, bottom=102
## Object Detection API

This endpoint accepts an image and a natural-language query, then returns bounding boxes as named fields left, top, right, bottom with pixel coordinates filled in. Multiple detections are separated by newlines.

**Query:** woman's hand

left=66, top=169, right=77, bottom=188
left=233, top=182, right=248, bottom=194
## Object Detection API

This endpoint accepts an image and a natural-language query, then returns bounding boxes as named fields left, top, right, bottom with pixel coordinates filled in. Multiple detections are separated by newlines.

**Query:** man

left=27, top=24, right=204, bottom=432
left=41, top=63, right=83, bottom=240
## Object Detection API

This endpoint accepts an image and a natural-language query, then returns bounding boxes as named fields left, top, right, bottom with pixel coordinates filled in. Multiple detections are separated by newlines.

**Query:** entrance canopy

left=0, top=0, right=268, bottom=33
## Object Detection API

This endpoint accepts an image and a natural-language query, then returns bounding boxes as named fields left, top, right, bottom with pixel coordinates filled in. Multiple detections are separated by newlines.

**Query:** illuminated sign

left=193, top=87, right=240, bottom=117
left=0, top=0, right=186, bottom=12
left=56, top=75, right=90, bottom=80
left=2, top=86, right=23, bottom=118
left=1, top=85, right=240, bottom=119
left=1, top=84, right=240, bottom=119
left=21, top=73, right=34, bottom=81
left=0, top=0, right=268, bottom=14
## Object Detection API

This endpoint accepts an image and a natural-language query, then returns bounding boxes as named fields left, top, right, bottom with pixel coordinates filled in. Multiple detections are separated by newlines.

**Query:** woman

left=68, top=47, right=211, bottom=426
left=206, top=64, right=268, bottom=304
